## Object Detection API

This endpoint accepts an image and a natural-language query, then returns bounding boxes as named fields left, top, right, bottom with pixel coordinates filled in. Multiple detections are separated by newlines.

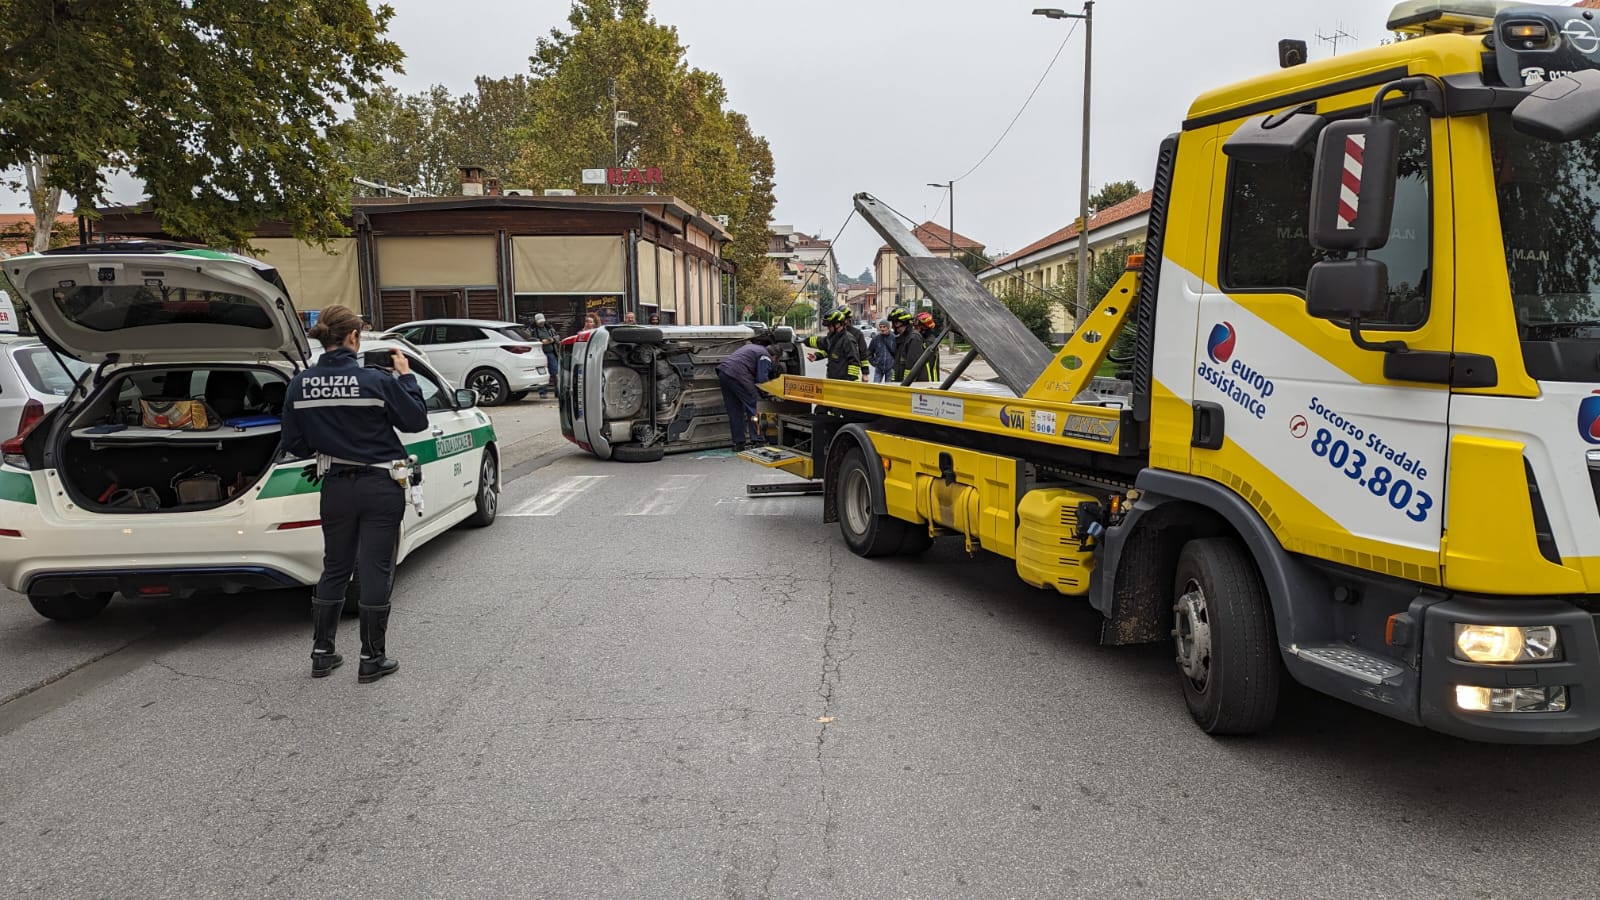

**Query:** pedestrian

left=279, top=304, right=428, bottom=684
left=803, top=309, right=862, bottom=381
left=868, top=318, right=896, bottom=383
left=648, top=313, right=660, bottom=325
left=623, top=311, right=637, bottom=324
left=582, top=313, right=602, bottom=331
left=531, top=313, right=561, bottom=399
left=715, top=335, right=775, bottom=451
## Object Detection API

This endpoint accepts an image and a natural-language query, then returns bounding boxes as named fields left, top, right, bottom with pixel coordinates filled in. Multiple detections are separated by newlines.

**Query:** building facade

left=97, top=194, right=736, bottom=336
left=978, top=191, right=1152, bottom=342
left=874, top=221, right=985, bottom=314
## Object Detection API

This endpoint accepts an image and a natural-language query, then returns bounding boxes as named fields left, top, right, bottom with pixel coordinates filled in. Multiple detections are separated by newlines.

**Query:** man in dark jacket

left=715, top=336, right=775, bottom=451
left=530, top=313, right=560, bottom=399
left=804, top=309, right=862, bottom=380
left=867, top=319, right=895, bottom=383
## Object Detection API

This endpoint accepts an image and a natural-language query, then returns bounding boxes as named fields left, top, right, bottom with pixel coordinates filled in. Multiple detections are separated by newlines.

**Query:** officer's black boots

left=357, top=605, right=399, bottom=684
left=310, top=598, right=344, bottom=677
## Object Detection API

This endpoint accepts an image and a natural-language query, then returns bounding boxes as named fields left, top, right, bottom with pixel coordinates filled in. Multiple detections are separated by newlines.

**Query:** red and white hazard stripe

left=1337, top=134, right=1364, bottom=231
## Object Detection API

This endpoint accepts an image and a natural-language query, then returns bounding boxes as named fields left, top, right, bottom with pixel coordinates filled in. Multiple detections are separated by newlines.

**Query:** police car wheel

left=1172, top=538, right=1279, bottom=735
left=28, top=591, right=112, bottom=622
left=468, top=368, right=509, bottom=406
left=464, top=450, right=499, bottom=527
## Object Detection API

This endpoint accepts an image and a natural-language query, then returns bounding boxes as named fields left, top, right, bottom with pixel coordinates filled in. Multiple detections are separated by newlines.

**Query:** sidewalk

left=937, top=348, right=997, bottom=382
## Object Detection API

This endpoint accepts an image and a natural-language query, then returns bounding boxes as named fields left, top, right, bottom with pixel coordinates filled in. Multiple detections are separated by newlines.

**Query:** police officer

left=279, top=305, right=430, bottom=683
left=804, top=309, right=862, bottom=380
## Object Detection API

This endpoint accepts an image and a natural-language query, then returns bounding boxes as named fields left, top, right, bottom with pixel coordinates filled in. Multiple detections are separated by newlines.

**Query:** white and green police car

left=0, top=243, right=499, bottom=621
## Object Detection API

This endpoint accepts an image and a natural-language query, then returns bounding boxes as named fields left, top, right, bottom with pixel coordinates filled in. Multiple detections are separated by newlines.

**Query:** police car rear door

left=403, top=355, right=483, bottom=518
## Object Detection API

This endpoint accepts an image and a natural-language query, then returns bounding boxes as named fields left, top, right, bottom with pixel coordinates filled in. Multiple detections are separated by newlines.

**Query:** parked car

left=1, top=334, right=89, bottom=444
left=386, top=318, right=549, bottom=406
left=559, top=324, right=805, bottom=461
left=0, top=242, right=500, bottom=621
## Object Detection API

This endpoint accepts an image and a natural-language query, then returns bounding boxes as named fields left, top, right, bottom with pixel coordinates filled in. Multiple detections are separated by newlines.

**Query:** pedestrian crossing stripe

left=499, top=474, right=815, bottom=517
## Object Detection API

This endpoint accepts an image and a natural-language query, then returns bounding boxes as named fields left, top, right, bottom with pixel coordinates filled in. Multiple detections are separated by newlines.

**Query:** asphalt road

left=5, top=411, right=1600, bottom=897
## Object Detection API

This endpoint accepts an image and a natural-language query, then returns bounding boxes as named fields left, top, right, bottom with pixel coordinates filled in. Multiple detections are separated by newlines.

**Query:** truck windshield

left=1489, top=112, right=1600, bottom=339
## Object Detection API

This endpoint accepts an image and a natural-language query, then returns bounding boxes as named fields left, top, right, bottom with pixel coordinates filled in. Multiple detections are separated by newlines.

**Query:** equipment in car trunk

left=139, top=398, right=219, bottom=431
left=172, top=471, right=223, bottom=504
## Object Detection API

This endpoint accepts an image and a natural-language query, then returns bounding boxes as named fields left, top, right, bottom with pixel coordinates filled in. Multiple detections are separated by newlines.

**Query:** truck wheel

left=28, top=591, right=112, bottom=622
left=898, top=528, right=933, bottom=555
left=836, top=448, right=908, bottom=557
left=1172, top=537, right=1280, bottom=735
left=612, top=443, right=665, bottom=463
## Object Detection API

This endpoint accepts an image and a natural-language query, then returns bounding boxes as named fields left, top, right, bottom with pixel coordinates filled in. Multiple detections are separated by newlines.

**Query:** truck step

left=1289, top=644, right=1405, bottom=685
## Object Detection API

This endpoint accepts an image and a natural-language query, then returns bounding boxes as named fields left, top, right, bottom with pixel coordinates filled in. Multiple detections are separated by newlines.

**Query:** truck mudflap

left=1419, top=596, right=1600, bottom=744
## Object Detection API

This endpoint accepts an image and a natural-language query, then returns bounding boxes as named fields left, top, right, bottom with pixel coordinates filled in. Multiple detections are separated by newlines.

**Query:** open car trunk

left=53, top=365, right=292, bottom=513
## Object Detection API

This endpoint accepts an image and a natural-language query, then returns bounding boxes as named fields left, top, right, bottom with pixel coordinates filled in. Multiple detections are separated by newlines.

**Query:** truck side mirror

left=1512, top=69, right=1600, bottom=142
left=1306, top=258, right=1388, bottom=320
left=1308, top=117, right=1399, bottom=252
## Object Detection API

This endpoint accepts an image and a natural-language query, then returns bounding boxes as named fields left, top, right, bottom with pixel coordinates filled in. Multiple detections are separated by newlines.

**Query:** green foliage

left=513, top=0, right=776, bottom=301
left=1089, top=180, right=1141, bottom=213
left=0, top=0, right=404, bottom=247
left=745, top=261, right=796, bottom=324
left=334, top=76, right=539, bottom=196
left=995, top=282, right=1055, bottom=346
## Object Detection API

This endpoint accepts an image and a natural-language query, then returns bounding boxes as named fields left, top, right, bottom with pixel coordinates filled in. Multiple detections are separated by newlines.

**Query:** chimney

left=459, top=164, right=487, bottom=197
left=485, top=177, right=501, bottom=196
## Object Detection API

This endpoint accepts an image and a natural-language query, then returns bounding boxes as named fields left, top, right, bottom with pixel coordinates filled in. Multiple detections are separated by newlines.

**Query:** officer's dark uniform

left=279, top=346, right=429, bottom=681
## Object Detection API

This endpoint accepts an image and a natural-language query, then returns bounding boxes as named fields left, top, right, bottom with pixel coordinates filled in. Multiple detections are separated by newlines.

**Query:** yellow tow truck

left=745, top=0, right=1600, bottom=742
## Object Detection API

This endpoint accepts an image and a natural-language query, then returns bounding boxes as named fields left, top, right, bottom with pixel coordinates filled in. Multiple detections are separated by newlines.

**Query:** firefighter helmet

left=887, top=307, right=913, bottom=324
left=915, top=311, right=936, bottom=329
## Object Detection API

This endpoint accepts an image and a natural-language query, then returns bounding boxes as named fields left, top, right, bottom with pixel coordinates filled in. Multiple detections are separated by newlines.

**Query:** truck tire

left=1172, top=537, right=1280, bottom=735
left=898, top=528, right=933, bottom=555
left=612, top=443, right=665, bottom=463
left=29, top=591, right=112, bottom=622
left=835, top=448, right=908, bottom=557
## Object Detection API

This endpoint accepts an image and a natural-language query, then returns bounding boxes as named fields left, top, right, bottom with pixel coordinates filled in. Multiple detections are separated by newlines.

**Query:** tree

left=453, top=76, right=540, bottom=181
left=857, top=266, right=875, bottom=284
left=512, top=0, right=776, bottom=300
left=1088, top=180, right=1141, bottom=213
left=745, top=261, right=797, bottom=324
left=995, top=282, right=1055, bottom=346
left=337, top=85, right=458, bottom=196
left=0, top=1, right=404, bottom=247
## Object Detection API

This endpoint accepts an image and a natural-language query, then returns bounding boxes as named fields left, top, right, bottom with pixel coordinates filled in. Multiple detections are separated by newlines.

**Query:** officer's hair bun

left=309, top=304, right=362, bottom=348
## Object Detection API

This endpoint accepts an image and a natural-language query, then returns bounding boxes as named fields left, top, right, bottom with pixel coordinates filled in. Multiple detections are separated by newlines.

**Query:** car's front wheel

left=467, top=368, right=510, bottom=406
left=29, top=591, right=112, bottom=622
left=463, top=450, right=499, bottom=527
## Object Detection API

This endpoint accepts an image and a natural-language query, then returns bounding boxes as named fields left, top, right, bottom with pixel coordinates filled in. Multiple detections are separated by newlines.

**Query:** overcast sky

left=7, top=0, right=1502, bottom=273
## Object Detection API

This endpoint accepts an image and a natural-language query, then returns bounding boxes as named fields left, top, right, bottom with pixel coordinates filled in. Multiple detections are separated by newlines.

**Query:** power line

left=951, top=19, right=1080, bottom=185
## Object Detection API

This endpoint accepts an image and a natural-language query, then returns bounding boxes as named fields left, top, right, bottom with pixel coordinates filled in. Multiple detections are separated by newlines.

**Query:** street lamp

left=926, top=180, right=955, bottom=313
left=1033, top=3, right=1093, bottom=322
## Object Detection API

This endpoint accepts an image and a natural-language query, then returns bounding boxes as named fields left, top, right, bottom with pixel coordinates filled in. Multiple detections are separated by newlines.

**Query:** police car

left=0, top=243, right=500, bottom=621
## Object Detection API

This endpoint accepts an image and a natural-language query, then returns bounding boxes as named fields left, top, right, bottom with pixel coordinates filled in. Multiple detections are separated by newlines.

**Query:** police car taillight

left=1, top=399, right=45, bottom=469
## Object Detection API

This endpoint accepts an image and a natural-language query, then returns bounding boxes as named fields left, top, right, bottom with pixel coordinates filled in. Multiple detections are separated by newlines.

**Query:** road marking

left=621, top=474, right=706, bottom=516
left=502, top=475, right=609, bottom=516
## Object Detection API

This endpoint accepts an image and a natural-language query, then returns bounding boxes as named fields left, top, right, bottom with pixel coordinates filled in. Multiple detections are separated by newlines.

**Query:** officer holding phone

left=279, top=305, right=429, bottom=684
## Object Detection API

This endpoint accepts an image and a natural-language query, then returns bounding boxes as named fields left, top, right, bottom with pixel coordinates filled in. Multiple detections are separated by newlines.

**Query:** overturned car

left=558, top=324, right=803, bottom=461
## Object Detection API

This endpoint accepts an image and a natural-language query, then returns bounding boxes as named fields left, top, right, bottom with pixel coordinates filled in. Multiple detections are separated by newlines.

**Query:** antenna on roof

left=1316, top=23, right=1358, bottom=56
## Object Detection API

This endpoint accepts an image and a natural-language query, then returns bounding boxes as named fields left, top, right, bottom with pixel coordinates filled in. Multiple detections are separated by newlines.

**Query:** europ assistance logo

left=1580, top=390, right=1600, bottom=445
left=1206, top=321, right=1237, bottom=364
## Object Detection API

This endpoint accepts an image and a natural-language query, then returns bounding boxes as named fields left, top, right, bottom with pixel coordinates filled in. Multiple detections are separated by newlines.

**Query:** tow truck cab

left=755, top=0, right=1600, bottom=743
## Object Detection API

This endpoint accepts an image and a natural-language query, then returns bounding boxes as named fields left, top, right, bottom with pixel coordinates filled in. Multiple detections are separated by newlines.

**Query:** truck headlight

left=1454, top=624, right=1560, bottom=663
left=1455, top=685, right=1568, bottom=713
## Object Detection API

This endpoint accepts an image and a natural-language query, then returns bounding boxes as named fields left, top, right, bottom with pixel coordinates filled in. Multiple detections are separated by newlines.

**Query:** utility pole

left=1033, top=2, right=1093, bottom=323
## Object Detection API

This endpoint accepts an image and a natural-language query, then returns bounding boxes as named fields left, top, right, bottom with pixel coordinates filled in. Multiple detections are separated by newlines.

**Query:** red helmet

left=915, top=311, right=936, bottom=329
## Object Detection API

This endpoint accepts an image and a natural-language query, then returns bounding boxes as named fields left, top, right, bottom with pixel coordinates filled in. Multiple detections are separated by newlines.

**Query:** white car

left=0, top=243, right=501, bottom=622
left=387, top=318, right=549, bottom=406
left=0, top=334, right=88, bottom=442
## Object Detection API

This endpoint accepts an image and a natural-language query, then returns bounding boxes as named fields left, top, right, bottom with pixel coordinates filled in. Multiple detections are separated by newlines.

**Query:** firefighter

left=843, top=308, right=870, bottom=380
left=279, top=304, right=429, bottom=684
left=913, top=310, right=941, bottom=381
left=804, top=309, right=862, bottom=380
left=887, top=307, right=927, bottom=383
